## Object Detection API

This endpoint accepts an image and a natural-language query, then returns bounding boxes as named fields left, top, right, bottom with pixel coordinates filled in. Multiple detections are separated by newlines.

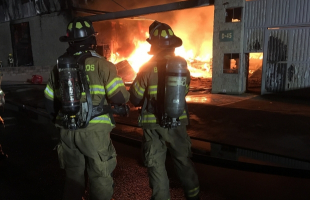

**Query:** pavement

left=1, top=82, right=310, bottom=169
left=1, top=82, right=310, bottom=199
left=1, top=107, right=310, bottom=200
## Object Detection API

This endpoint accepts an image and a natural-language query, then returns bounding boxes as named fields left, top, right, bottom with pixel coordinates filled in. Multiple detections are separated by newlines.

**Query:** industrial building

left=1, top=0, right=310, bottom=95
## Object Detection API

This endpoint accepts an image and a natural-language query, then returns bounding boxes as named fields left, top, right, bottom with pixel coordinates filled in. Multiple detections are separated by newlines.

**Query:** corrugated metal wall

left=244, top=0, right=267, bottom=52
left=0, top=0, right=67, bottom=22
left=292, top=0, right=310, bottom=24
left=245, top=0, right=310, bottom=93
left=269, top=0, right=290, bottom=26
left=265, top=29, right=288, bottom=92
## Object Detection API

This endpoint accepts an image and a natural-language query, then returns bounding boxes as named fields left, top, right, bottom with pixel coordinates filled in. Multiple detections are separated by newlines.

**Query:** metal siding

left=270, top=0, right=290, bottom=26
left=244, top=0, right=267, bottom=52
left=287, top=63, right=310, bottom=90
left=293, top=0, right=310, bottom=24
left=265, top=30, right=288, bottom=92
left=245, top=0, right=310, bottom=94
left=292, top=28, right=310, bottom=62
left=245, top=28, right=264, bottom=52
left=245, top=0, right=267, bottom=28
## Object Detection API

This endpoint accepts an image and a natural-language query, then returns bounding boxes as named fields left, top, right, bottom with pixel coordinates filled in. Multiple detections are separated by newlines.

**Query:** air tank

left=57, top=54, right=81, bottom=116
left=165, top=56, right=189, bottom=119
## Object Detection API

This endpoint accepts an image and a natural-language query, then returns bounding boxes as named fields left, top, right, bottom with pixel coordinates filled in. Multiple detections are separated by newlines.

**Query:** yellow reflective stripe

left=179, top=110, right=187, bottom=119
left=106, top=77, right=124, bottom=96
left=81, top=85, right=105, bottom=95
left=89, top=114, right=112, bottom=124
left=187, top=187, right=200, bottom=197
left=148, top=85, right=157, bottom=95
left=186, top=84, right=189, bottom=93
left=142, top=114, right=157, bottom=123
left=133, top=81, right=145, bottom=97
left=44, top=85, right=54, bottom=99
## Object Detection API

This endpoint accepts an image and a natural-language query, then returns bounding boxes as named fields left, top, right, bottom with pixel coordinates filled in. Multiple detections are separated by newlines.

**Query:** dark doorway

left=246, top=53, right=263, bottom=94
left=10, top=22, right=34, bottom=67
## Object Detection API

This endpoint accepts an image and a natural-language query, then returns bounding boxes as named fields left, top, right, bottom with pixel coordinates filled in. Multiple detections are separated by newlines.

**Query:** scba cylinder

left=57, top=54, right=81, bottom=116
left=165, top=56, right=189, bottom=119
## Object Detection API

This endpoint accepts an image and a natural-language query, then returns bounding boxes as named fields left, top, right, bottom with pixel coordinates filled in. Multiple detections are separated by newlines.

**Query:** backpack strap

left=76, top=52, right=93, bottom=128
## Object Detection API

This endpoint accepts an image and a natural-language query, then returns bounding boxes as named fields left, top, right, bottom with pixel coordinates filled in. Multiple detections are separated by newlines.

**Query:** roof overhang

left=83, top=0, right=214, bottom=22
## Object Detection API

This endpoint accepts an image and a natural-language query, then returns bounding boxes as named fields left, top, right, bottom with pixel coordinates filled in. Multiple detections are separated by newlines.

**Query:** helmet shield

left=59, top=18, right=98, bottom=42
left=146, top=21, right=182, bottom=48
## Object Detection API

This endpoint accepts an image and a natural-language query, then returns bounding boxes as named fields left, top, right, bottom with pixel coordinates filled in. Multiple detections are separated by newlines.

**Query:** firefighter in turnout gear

left=44, top=17, right=129, bottom=200
left=129, top=21, right=200, bottom=200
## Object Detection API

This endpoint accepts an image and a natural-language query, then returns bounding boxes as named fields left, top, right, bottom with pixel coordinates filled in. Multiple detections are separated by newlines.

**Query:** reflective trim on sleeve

left=141, top=114, right=157, bottom=123
left=44, top=85, right=54, bottom=99
left=148, top=85, right=157, bottom=95
left=106, top=77, right=125, bottom=96
left=133, top=81, right=145, bottom=97
left=82, top=85, right=105, bottom=96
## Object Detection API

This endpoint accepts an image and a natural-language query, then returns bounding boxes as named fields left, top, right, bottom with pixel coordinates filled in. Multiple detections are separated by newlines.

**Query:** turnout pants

left=57, top=128, right=116, bottom=200
left=142, top=125, right=200, bottom=200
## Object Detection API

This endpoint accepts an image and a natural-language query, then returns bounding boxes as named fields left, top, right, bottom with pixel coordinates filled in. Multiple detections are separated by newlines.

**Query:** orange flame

left=110, top=32, right=212, bottom=78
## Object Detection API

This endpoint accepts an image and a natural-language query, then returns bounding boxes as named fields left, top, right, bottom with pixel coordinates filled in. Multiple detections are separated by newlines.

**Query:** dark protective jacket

left=44, top=50, right=130, bottom=129
left=129, top=51, right=190, bottom=129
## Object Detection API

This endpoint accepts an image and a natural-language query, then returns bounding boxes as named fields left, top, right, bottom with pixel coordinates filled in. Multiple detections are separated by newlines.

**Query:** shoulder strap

left=76, top=52, right=94, bottom=128
left=156, top=58, right=167, bottom=124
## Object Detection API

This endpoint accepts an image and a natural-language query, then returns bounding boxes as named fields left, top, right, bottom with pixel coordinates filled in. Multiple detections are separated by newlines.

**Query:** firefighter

left=44, top=17, right=129, bottom=200
left=8, top=54, right=14, bottom=67
left=129, top=21, right=200, bottom=200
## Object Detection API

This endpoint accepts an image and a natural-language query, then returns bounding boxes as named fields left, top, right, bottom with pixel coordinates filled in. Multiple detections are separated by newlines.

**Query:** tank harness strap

left=156, top=59, right=168, bottom=126
left=185, top=101, right=190, bottom=126
left=76, top=52, right=93, bottom=128
left=138, top=97, right=147, bottom=127
left=90, top=97, right=116, bottom=125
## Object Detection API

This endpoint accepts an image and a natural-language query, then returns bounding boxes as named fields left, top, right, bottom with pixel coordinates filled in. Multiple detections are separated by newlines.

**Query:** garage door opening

left=247, top=53, right=263, bottom=94
left=91, top=5, right=214, bottom=91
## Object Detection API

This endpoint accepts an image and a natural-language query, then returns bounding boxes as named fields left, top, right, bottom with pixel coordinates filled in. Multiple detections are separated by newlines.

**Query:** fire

left=249, top=53, right=263, bottom=76
left=0, top=116, right=4, bottom=127
left=110, top=32, right=212, bottom=78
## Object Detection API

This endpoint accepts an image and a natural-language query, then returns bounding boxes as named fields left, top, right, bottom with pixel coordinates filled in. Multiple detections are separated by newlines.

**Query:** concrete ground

left=1, top=107, right=310, bottom=200
left=2, top=82, right=310, bottom=163
left=1, top=82, right=310, bottom=199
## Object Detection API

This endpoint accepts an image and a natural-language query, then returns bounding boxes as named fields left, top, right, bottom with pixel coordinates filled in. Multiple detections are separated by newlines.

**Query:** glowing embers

left=186, top=96, right=210, bottom=103
left=223, top=53, right=239, bottom=74
left=225, top=7, right=242, bottom=23
left=0, top=116, right=3, bottom=127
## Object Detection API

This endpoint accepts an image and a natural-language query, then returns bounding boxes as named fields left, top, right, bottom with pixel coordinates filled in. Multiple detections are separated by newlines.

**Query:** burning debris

left=0, top=116, right=4, bottom=127
left=115, top=60, right=136, bottom=83
left=93, top=5, right=214, bottom=79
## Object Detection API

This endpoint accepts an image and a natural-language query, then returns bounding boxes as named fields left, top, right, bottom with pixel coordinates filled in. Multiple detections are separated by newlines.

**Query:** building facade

left=212, top=0, right=310, bottom=95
